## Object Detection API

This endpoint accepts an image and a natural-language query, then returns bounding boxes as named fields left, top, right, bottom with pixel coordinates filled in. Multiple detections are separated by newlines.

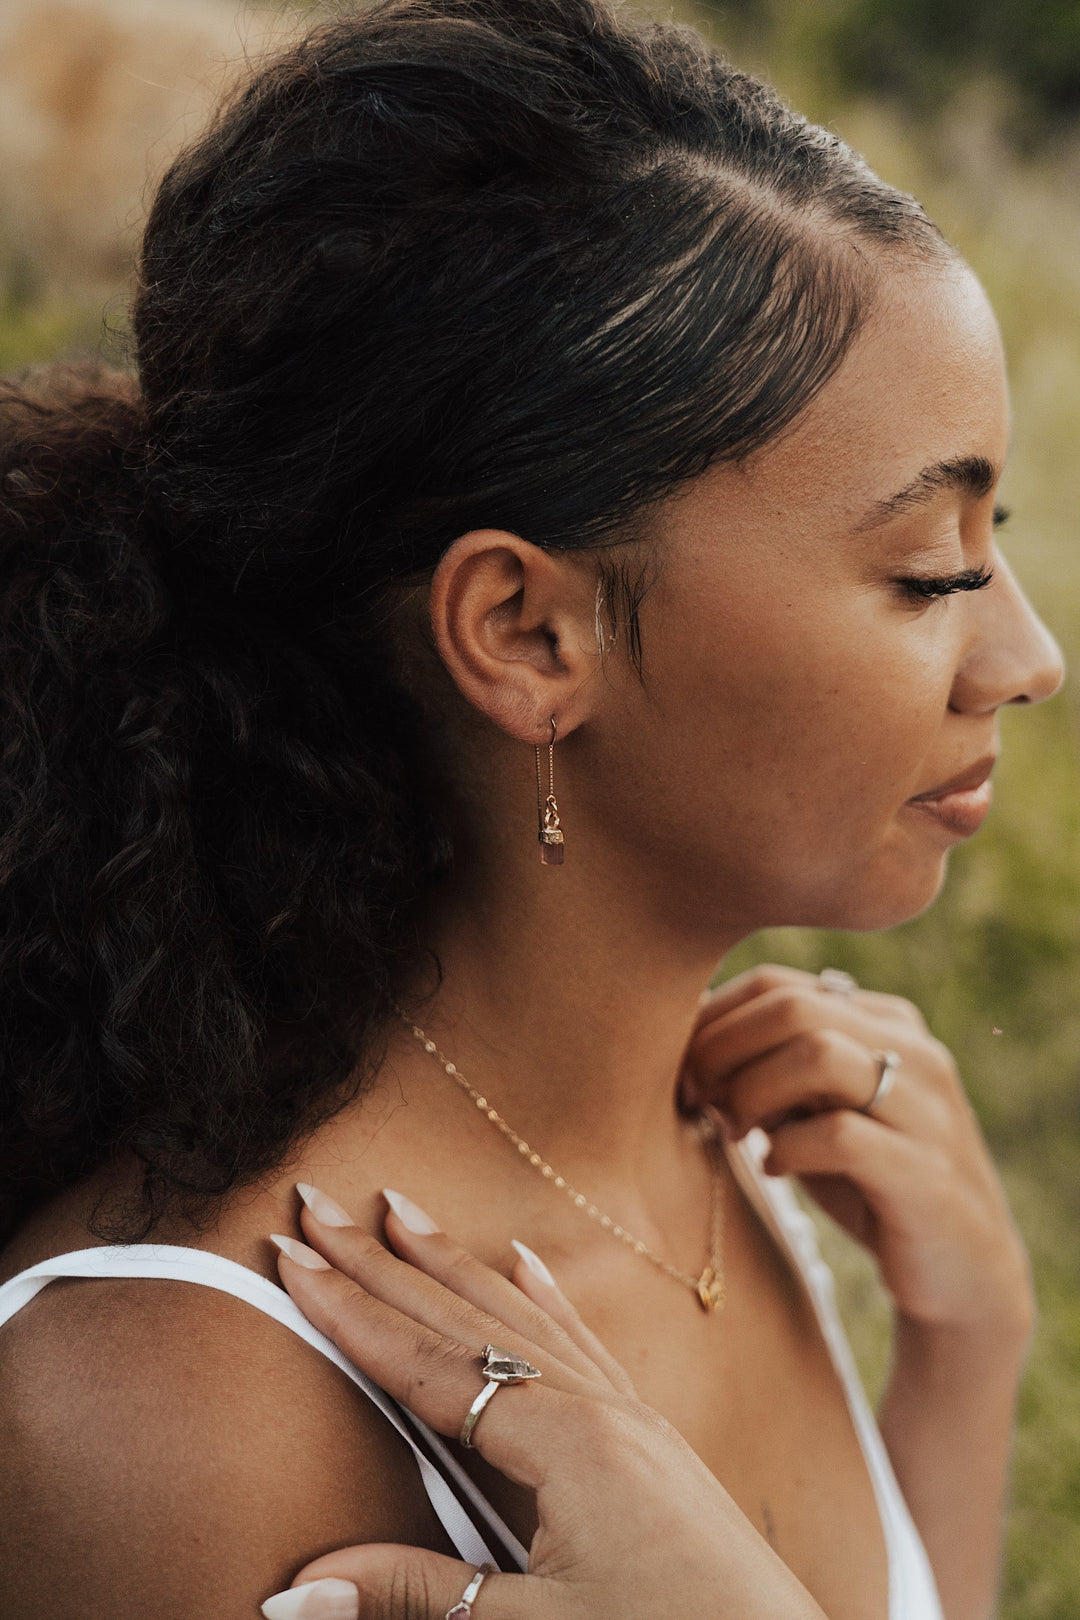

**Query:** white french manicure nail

left=511, top=1239, right=557, bottom=1288
left=269, top=1233, right=332, bottom=1270
left=382, top=1187, right=441, bottom=1234
left=261, top=1577, right=359, bottom=1619
left=296, top=1182, right=355, bottom=1227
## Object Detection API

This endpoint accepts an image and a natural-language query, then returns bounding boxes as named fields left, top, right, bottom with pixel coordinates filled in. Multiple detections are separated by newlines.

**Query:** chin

left=775, top=849, right=953, bottom=934
left=838, top=853, right=952, bottom=933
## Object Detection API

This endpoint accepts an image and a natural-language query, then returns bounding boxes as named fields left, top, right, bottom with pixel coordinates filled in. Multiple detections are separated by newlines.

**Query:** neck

left=265, top=825, right=748, bottom=1289
left=388, top=836, right=742, bottom=1195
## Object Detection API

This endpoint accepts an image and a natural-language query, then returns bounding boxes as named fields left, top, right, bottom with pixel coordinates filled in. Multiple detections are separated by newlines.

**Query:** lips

left=904, top=755, right=997, bottom=839
left=909, top=756, right=998, bottom=802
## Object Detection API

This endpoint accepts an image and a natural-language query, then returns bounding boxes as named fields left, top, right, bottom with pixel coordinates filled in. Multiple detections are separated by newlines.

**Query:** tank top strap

left=724, top=1130, right=945, bottom=1620
left=0, top=1244, right=528, bottom=1574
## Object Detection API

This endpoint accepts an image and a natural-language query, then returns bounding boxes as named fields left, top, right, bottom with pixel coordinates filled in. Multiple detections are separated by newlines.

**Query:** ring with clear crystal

left=459, top=1342, right=542, bottom=1449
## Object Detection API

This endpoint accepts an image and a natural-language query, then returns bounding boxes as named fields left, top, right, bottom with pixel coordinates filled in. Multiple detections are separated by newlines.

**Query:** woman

left=0, top=1, right=1062, bottom=1617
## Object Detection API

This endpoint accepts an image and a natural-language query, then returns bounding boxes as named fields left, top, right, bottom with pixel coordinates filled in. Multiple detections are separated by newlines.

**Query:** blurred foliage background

left=0, top=0, right=1077, bottom=1613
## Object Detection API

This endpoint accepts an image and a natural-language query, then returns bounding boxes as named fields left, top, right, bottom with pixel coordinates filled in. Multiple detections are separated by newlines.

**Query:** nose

left=949, top=550, right=1065, bottom=715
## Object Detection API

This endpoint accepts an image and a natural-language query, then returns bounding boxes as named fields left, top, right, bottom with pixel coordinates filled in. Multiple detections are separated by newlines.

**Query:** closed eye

left=897, top=564, right=995, bottom=603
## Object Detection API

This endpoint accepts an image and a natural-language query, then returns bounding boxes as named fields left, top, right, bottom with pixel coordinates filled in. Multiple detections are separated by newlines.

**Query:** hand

left=683, top=965, right=1035, bottom=1334
left=259, top=1191, right=827, bottom=1620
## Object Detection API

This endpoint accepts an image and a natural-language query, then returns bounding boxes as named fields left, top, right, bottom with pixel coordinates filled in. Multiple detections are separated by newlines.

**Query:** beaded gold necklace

left=400, top=1013, right=726, bottom=1312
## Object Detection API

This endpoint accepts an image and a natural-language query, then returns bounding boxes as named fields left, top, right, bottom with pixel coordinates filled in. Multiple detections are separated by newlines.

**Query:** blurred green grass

left=3, top=6, right=1078, bottom=1610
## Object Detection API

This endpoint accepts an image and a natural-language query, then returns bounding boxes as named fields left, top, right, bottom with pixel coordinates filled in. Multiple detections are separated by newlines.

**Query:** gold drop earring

left=535, top=715, right=565, bottom=865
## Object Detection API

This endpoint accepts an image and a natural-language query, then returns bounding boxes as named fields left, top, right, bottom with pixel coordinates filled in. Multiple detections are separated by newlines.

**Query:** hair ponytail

left=0, top=363, right=447, bottom=1242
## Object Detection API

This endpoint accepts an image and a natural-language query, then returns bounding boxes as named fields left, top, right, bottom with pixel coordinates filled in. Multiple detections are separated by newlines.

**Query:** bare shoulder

left=0, top=1267, right=455, bottom=1618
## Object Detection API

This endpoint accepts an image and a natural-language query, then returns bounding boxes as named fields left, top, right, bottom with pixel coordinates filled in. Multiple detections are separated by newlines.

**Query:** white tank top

left=0, top=1128, right=944, bottom=1616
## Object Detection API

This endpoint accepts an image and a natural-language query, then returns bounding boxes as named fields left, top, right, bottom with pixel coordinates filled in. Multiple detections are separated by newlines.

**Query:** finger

left=695, top=964, right=815, bottom=1024
left=382, top=1214, right=634, bottom=1396
left=693, top=967, right=925, bottom=1055
left=692, top=990, right=960, bottom=1140
left=716, top=1030, right=924, bottom=1137
left=763, top=1106, right=938, bottom=1211
left=380, top=1202, right=621, bottom=1388
left=261, top=1545, right=542, bottom=1620
left=272, top=1238, right=605, bottom=1489
left=794, top=1172, right=877, bottom=1244
left=507, top=1240, right=637, bottom=1397
left=841, top=988, right=929, bottom=1029
left=681, top=973, right=814, bottom=1106
left=688, top=985, right=841, bottom=1092
left=685, top=983, right=931, bottom=1100
left=295, top=1188, right=612, bottom=1389
left=689, top=984, right=892, bottom=1082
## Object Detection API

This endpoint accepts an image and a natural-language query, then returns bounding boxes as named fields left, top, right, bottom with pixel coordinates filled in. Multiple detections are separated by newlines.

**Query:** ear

left=427, top=530, right=601, bottom=745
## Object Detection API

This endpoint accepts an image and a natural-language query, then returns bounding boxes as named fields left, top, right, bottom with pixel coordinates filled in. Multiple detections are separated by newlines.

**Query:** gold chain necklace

left=399, top=1012, right=726, bottom=1312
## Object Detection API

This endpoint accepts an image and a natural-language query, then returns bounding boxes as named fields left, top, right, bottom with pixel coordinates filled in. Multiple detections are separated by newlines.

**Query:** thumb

left=261, top=1543, right=536, bottom=1620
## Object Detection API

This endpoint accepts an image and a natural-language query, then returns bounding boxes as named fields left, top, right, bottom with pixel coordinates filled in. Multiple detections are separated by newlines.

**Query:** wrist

left=896, top=1226, right=1036, bottom=1348
left=891, top=1299, right=1035, bottom=1386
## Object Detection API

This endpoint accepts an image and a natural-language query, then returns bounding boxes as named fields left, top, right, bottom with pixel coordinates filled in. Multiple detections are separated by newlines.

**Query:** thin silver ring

left=445, top=1562, right=494, bottom=1618
left=459, top=1378, right=502, bottom=1448
left=862, top=1048, right=902, bottom=1115
left=818, top=967, right=858, bottom=997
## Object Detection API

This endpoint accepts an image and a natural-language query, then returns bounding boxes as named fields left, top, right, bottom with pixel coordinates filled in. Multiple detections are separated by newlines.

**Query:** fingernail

left=511, top=1238, right=557, bottom=1288
left=296, top=1182, right=355, bottom=1228
left=269, top=1233, right=332, bottom=1270
left=261, top=1578, right=359, bottom=1619
left=382, top=1187, right=441, bottom=1234
left=698, top=987, right=715, bottom=1005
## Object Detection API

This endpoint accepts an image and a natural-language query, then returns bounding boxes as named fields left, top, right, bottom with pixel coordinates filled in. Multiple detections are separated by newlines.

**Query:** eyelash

left=899, top=564, right=995, bottom=602
left=897, top=506, right=1008, bottom=603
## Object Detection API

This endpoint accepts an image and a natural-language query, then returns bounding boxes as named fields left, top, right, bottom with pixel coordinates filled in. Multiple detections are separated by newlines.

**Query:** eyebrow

left=855, top=455, right=999, bottom=532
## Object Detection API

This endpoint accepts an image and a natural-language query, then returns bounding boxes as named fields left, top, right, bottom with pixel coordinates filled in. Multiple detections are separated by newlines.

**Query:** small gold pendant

left=696, top=1266, right=725, bottom=1312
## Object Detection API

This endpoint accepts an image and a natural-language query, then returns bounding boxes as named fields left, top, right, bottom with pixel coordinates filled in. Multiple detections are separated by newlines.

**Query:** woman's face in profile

left=592, top=256, right=1063, bottom=937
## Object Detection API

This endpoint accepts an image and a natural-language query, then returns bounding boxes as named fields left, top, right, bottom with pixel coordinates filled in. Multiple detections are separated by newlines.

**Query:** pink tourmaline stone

left=540, top=840, right=564, bottom=865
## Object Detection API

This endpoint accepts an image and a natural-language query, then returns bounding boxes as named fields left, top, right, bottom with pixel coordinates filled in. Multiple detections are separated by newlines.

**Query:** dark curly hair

left=0, top=0, right=944, bottom=1245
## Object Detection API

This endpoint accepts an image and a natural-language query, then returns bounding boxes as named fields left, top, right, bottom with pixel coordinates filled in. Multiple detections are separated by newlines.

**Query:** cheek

left=651, top=597, right=955, bottom=850
left=590, top=588, right=963, bottom=932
